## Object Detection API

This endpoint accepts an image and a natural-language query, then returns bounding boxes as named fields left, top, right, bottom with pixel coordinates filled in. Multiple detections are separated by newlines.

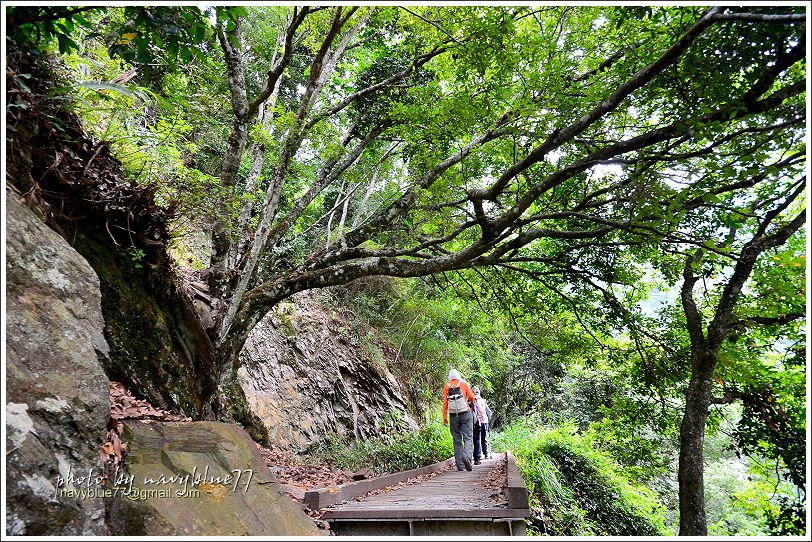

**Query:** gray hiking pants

left=449, top=410, right=473, bottom=470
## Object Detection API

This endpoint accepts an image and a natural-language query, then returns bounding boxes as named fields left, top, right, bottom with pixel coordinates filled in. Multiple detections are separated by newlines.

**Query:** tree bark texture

left=209, top=17, right=251, bottom=300
left=677, top=351, right=715, bottom=535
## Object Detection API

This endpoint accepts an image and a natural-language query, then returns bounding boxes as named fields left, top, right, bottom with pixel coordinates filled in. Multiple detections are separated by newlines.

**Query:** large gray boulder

left=5, top=190, right=111, bottom=535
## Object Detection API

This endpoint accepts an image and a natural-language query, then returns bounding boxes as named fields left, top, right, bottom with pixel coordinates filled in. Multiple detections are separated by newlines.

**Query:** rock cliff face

left=7, top=52, right=220, bottom=421
left=5, top=190, right=111, bottom=535
left=239, top=296, right=418, bottom=451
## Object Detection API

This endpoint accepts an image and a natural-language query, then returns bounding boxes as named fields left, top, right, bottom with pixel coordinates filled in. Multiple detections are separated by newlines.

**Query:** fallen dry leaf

left=99, top=382, right=192, bottom=483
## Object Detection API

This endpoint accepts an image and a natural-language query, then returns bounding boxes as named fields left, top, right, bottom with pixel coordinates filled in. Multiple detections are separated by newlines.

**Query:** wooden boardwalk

left=305, top=452, right=530, bottom=536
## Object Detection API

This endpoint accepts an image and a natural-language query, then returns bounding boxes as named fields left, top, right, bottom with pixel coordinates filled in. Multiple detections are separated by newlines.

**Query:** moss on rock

left=72, top=232, right=219, bottom=419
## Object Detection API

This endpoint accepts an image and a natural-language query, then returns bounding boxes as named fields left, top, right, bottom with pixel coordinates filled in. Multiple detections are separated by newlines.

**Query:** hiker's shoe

left=457, top=467, right=465, bottom=471
left=474, top=460, right=481, bottom=465
left=463, top=456, right=473, bottom=471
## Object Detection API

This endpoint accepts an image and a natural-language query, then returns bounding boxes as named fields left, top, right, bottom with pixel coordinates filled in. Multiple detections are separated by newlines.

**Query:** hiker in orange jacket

left=442, top=368, right=477, bottom=471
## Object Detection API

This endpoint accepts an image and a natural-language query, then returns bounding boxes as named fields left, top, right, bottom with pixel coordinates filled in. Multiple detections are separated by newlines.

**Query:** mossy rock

left=107, top=421, right=320, bottom=536
left=71, top=232, right=218, bottom=418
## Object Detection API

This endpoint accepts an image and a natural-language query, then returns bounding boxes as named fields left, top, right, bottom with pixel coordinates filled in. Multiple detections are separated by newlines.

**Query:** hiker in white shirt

left=471, top=386, right=493, bottom=463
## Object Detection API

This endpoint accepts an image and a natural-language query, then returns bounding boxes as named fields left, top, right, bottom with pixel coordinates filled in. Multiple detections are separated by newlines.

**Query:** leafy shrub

left=311, top=422, right=454, bottom=475
left=492, top=420, right=669, bottom=536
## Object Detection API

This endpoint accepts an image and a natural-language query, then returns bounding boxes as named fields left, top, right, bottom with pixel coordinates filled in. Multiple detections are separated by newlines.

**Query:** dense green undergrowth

left=492, top=420, right=669, bottom=536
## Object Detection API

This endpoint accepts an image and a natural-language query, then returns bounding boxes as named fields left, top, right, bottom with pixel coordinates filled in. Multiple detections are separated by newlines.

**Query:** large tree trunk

left=677, top=351, right=716, bottom=535
left=209, top=17, right=251, bottom=302
left=210, top=116, right=250, bottom=299
left=675, top=209, right=805, bottom=535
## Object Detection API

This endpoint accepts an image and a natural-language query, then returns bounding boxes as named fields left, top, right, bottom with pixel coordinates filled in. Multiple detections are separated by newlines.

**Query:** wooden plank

left=304, top=457, right=455, bottom=510
left=336, top=494, right=503, bottom=508
left=318, top=452, right=532, bottom=524
left=325, top=455, right=506, bottom=512
left=506, top=450, right=529, bottom=510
